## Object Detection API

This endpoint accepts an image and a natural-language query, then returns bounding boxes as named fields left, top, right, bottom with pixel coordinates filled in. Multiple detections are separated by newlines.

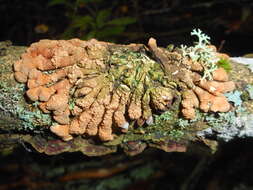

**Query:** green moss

left=167, top=129, right=184, bottom=139
left=68, top=98, right=76, bottom=110
left=166, top=44, right=174, bottom=51
left=123, top=133, right=152, bottom=142
left=217, top=58, right=232, bottom=72
left=137, top=111, right=184, bottom=141
left=108, top=49, right=164, bottom=90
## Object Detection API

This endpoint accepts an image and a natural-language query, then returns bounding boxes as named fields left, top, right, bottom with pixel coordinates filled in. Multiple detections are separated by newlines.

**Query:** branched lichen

left=180, top=28, right=219, bottom=80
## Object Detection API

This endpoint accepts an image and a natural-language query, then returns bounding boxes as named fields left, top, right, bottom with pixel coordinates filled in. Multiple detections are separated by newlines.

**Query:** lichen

left=16, top=106, right=52, bottom=131
left=225, top=90, right=243, bottom=107
left=0, top=51, right=52, bottom=132
left=201, top=108, right=251, bottom=141
left=180, top=28, right=219, bottom=80
left=151, top=110, right=185, bottom=140
left=197, top=88, right=253, bottom=141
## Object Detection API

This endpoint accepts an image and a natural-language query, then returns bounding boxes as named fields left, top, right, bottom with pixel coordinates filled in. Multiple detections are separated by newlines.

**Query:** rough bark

left=0, top=40, right=252, bottom=157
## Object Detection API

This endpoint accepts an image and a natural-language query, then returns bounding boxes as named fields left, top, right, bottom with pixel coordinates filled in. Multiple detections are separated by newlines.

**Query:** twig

left=58, top=159, right=144, bottom=182
left=180, top=156, right=209, bottom=190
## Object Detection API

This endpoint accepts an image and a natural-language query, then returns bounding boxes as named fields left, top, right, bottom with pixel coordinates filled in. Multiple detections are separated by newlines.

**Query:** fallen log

left=0, top=30, right=253, bottom=157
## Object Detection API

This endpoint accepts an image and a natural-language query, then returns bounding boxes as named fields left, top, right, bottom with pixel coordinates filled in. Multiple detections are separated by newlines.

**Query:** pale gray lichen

left=246, top=84, right=253, bottom=100
left=225, top=90, right=243, bottom=107
left=197, top=89, right=253, bottom=141
left=177, top=119, right=189, bottom=128
left=16, top=106, right=52, bottom=131
left=204, top=111, right=242, bottom=141
left=0, top=81, right=51, bottom=132
left=213, top=113, right=253, bottom=141
left=180, top=28, right=218, bottom=80
left=237, top=114, right=253, bottom=137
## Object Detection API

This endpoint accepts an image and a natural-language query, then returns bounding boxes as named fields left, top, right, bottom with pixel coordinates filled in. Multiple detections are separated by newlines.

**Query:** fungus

left=50, top=124, right=73, bottom=141
left=147, top=30, right=235, bottom=120
left=181, top=90, right=199, bottom=119
left=14, top=30, right=236, bottom=141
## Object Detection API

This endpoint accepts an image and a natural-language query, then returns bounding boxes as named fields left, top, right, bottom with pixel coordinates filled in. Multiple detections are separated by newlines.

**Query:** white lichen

left=180, top=29, right=219, bottom=80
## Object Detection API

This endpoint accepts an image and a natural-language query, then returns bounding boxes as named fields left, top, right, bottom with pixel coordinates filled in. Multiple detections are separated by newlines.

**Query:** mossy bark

left=0, top=41, right=253, bottom=157
left=0, top=42, right=52, bottom=132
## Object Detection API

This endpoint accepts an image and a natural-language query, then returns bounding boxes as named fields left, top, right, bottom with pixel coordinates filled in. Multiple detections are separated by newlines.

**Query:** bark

left=0, top=40, right=252, bottom=158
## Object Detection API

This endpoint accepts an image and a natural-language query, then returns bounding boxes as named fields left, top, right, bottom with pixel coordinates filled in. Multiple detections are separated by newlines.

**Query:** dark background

left=1, top=1, right=253, bottom=190
left=0, top=0, right=253, bottom=55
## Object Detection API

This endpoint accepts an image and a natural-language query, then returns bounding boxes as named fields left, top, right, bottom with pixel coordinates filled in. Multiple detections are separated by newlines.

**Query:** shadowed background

left=1, top=1, right=253, bottom=190
left=0, top=0, right=253, bottom=55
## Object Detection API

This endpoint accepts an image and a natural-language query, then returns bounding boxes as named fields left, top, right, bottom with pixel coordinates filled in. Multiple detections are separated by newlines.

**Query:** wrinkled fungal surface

left=13, top=30, right=236, bottom=142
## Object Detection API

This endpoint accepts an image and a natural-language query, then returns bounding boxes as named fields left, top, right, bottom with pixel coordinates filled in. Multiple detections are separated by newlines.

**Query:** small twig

left=218, top=40, right=225, bottom=52
left=180, top=156, right=209, bottom=190
left=58, top=159, right=143, bottom=182
left=18, top=138, right=32, bottom=152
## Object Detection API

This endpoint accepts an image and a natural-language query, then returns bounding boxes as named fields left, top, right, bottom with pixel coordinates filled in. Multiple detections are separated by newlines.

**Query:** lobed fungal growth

left=13, top=30, right=236, bottom=141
